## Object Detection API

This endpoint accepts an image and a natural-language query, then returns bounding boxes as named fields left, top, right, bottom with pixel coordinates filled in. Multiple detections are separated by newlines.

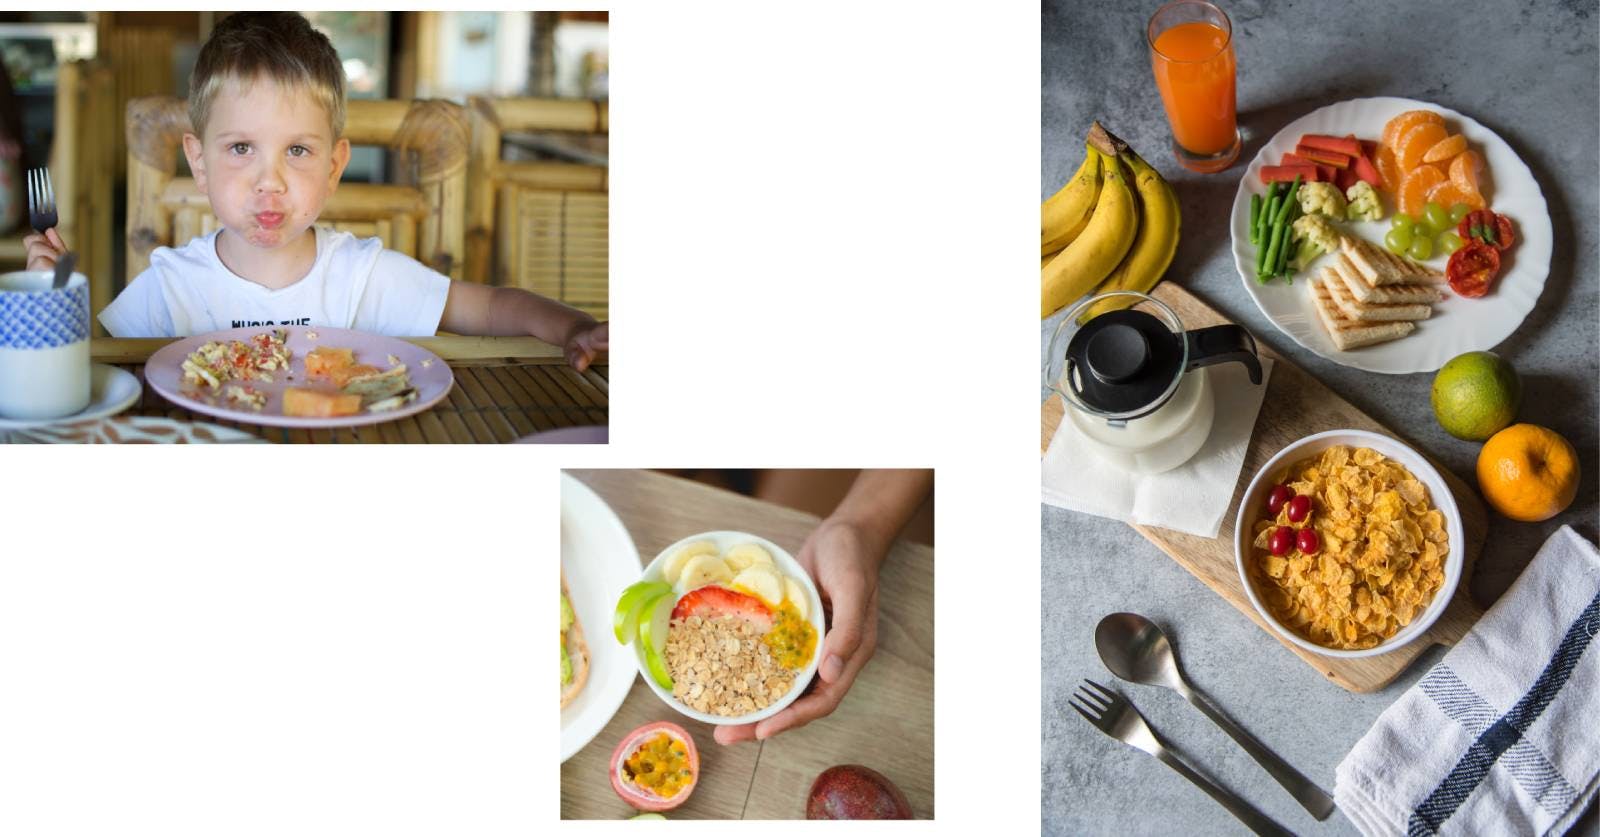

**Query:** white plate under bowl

left=0, top=364, right=141, bottom=429
left=633, top=531, right=826, bottom=726
left=1233, top=428, right=1465, bottom=659
left=1230, top=96, right=1552, bottom=374
left=560, top=473, right=643, bottom=763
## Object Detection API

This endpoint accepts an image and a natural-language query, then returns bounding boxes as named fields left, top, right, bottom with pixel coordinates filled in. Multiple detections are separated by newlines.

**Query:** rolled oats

left=665, top=614, right=796, bottom=718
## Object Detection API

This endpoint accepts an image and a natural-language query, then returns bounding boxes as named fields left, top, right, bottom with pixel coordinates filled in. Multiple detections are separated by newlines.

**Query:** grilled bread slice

left=1310, top=277, right=1415, bottom=350
left=1330, top=252, right=1444, bottom=304
left=1339, top=236, right=1445, bottom=286
left=1321, top=266, right=1434, bottom=322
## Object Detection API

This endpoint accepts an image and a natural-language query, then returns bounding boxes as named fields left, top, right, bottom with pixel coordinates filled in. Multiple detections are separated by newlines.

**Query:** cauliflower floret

left=1290, top=214, right=1342, bottom=271
left=1345, top=181, right=1384, bottom=222
left=1297, top=182, right=1347, bottom=219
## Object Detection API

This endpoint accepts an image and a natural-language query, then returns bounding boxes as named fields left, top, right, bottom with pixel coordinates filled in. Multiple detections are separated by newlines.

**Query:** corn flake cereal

left=1249, top=445, right=1448, bottom=650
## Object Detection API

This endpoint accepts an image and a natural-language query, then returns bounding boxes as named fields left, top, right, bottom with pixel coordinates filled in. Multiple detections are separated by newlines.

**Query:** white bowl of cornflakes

left=1234, top=429, right=1464, bottom=658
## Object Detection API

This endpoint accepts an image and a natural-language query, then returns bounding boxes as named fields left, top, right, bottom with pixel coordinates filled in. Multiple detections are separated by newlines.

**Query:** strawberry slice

left=671, top=585, right=773, bottom=630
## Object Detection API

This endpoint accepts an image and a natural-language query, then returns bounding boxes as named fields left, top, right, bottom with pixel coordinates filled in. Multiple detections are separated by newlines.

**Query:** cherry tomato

left=1269, top=526, right=1294, bottom=557
left=1297, top=528, right=1320, bottom=555
left=1447, top=241, right=1501, bottom=298
left=1458, top=210, right=1514, bottom=252
left=1286, top=494, right=1312, bottom=523
left=1267, top=484, right=1294, bottom=516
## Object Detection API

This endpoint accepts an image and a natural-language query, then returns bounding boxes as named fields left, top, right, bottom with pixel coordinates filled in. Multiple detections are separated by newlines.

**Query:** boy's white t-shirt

left=98, top=226, right=451, bottom=337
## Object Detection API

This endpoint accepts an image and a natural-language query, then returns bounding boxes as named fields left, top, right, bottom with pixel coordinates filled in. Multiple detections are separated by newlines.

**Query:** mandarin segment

left=1398, top=164, right=1447, bottom=218
left=1382, top=110, right=1446, bottom=149
left=1396, top=122, right=1449, bottom=172
left=1426, top=181, right=1485, bottom=211
left=1421, top=133, right=1468, bottom=164
left=1450, top=149, right=1485, bottom=196
left=1374, top=145, right=1402, bottom=193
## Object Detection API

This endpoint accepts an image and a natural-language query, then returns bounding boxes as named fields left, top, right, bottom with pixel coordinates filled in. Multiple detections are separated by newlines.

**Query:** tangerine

left=1450, top=150, right=1485, bottom=196
left=1477, top=424, right=1580, bottom=522
left=1374, top=145, right=1403, bottom=193
left=1426, top=181, right=1485, bottom=211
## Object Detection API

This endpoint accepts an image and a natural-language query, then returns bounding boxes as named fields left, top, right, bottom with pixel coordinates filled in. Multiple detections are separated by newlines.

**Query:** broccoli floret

left=1345, top=182, right=1384, bottom=221
left=1297, top=182, right=1347, bottom=219
left=1290, top=214, right=1341, bottom=271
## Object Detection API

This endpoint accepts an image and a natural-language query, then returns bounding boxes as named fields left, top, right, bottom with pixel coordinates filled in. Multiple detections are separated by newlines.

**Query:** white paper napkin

left=1335, top=525, right=1600, bottom=837
left=1042, top=357, right=1274, bottom=538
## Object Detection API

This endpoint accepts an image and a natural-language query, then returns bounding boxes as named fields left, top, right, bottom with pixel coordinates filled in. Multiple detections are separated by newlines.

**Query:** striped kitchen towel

left=1335, top=525, right=1600, bottom=836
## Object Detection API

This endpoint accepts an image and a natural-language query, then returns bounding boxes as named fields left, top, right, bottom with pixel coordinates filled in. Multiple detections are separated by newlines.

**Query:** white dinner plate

left=559, top=473, right=642, bottom=763
left=1230, top=96, right=1551, bottom=374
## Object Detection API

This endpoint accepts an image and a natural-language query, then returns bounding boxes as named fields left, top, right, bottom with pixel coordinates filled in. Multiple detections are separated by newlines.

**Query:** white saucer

left=0, top=364, right=143, bottom=429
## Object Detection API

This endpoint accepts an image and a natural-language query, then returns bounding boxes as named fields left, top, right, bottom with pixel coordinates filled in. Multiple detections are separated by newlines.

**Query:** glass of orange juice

left=1147, top=0, right=1240, bottom=173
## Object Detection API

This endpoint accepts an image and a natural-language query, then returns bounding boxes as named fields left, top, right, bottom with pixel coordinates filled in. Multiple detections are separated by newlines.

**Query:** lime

left=1432, top=351, right=1521, bottom=441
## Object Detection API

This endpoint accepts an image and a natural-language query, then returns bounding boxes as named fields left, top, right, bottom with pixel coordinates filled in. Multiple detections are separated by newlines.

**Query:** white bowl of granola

left=630, top=531, right=826, bottom=725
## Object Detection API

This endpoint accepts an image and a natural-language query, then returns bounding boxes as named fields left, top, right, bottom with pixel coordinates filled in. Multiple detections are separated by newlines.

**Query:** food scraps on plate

left=614, top=540, right=817, bottom=719
left=1248, top=445, right=1449, bottom=651
left=180, top=330, right=419, bottom=417
left=561, top=570, right=588, bottom=709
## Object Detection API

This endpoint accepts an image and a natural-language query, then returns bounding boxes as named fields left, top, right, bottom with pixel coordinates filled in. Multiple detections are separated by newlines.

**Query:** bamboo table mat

left=560, top=469, right=935, bottom=820
left=89, top=336, right=606, bottom=444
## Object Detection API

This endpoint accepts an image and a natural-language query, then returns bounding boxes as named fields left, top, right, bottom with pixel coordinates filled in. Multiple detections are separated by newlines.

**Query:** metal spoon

left=1095, top=612, right=1336, bottom=820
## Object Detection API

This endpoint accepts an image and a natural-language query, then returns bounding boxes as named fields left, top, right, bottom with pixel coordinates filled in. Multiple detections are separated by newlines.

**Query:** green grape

left=1438, top=231, right=1464, bottom=254
left=1408, top=236, right=1433, bottom=261
left=1385, top=227, right=1413, bottom=254
left=1449, top=203, right=1471, bottom=224
left=1391, top=212, right=1414, bottom=229
left=1413, top=223, right=1432, bottom=240
left=1424, top=203, right=1451, bottom=234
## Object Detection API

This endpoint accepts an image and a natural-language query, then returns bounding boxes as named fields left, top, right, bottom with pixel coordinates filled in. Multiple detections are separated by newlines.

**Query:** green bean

left=1258, top=196, right=1281, bottom=275
left=1249, top=194, right=1262, bottom=244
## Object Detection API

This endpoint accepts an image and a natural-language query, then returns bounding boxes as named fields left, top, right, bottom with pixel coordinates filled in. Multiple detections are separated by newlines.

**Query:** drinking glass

left=1148, top=0, right=1241, bottom=173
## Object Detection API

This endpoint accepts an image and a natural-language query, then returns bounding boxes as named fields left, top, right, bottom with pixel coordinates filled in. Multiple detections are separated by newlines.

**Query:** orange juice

left=1150, top=20, right=1237, bottom=156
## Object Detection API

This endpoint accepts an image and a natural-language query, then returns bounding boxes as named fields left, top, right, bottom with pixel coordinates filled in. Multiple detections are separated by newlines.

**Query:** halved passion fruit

left=610, top=722, right=699, bottom=812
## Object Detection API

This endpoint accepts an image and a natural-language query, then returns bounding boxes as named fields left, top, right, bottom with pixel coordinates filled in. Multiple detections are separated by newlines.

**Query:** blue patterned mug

left=0, top=271, right=92, bottom=420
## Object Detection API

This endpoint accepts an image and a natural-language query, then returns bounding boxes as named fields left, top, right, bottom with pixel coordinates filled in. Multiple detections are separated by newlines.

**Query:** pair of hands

left=713, top=518, right=886, bottom=745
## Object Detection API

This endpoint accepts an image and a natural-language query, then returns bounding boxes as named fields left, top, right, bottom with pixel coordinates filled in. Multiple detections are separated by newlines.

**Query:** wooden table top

left=560, top=469, right=935, bottom=820
left=77, top=336, right=606, bottom=443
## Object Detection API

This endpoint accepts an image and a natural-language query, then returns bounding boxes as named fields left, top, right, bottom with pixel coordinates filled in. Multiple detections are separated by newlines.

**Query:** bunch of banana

left=1041, top=121, right=1181, bottom=320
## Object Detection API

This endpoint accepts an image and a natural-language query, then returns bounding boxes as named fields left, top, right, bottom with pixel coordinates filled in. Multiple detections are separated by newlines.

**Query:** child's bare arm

left=440, top=281, right=609, bottom=371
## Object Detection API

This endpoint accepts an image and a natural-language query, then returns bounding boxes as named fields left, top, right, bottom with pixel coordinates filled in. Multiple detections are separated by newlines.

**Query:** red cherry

left=1266, top=484, right=1294, bottom=516
left=1269, top=526, right=1294, bottom=557
left=1297, top=528, right=1320, bottom=555
left=1287, top=494, right=1312, bottom=523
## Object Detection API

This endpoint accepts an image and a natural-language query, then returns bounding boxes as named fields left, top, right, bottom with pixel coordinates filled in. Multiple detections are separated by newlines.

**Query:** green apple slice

left=637, top=590, right=676, bottom=690
left=613, top=581, right=672, bottom=644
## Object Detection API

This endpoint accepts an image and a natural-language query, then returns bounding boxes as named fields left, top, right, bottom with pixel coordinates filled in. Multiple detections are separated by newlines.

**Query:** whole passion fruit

left=806, top=764, right=913, bottom=819
left=610, top=722, right=699, bottom=812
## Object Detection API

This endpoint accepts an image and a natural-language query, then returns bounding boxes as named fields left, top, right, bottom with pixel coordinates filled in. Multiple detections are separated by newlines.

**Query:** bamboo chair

left=124, top=96, right=468, bottom=284
left=0, top=60, right=116, bottom=332
left=465, top=97, right=607, bottom=320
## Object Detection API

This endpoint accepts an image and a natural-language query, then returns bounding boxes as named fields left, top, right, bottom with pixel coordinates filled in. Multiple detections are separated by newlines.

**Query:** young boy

left=23, top=12, right=607, bottom=371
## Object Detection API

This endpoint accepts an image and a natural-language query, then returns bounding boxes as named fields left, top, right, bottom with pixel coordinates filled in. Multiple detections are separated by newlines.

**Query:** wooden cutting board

left=1042, top=283, right=1488, bottom=693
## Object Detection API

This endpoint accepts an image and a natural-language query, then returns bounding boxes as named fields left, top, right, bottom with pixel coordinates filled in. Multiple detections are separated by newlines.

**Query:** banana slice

left=676, top=553, right=733, bottom=593
left=724, top=543, right=775, bottom=572
left=662, top=541, right=719, bottom=586
left=731, top=565, right=784, bottom=607
left=784, top=577, right=808, bottom=620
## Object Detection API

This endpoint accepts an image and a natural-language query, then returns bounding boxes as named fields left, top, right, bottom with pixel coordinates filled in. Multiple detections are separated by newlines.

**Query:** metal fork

left=1070, top=679, right=1293, bottom=837
left=27, top=167, right=57, bottom=234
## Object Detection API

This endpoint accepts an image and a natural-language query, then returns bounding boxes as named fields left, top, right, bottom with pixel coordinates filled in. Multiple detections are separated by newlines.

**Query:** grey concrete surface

left=1042, top=1, right=1599, bottom=835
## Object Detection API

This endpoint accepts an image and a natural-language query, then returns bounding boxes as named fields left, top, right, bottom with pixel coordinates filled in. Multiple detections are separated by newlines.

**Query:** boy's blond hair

left=188, top=12, right=346, bottom=140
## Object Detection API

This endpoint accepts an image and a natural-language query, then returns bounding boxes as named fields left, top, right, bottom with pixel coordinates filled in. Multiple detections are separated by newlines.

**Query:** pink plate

left=144, top=325, right=454, bottom=428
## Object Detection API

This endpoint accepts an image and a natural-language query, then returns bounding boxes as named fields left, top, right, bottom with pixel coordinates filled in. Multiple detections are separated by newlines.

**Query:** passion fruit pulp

left=610, top=721, right=699, bottom=812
